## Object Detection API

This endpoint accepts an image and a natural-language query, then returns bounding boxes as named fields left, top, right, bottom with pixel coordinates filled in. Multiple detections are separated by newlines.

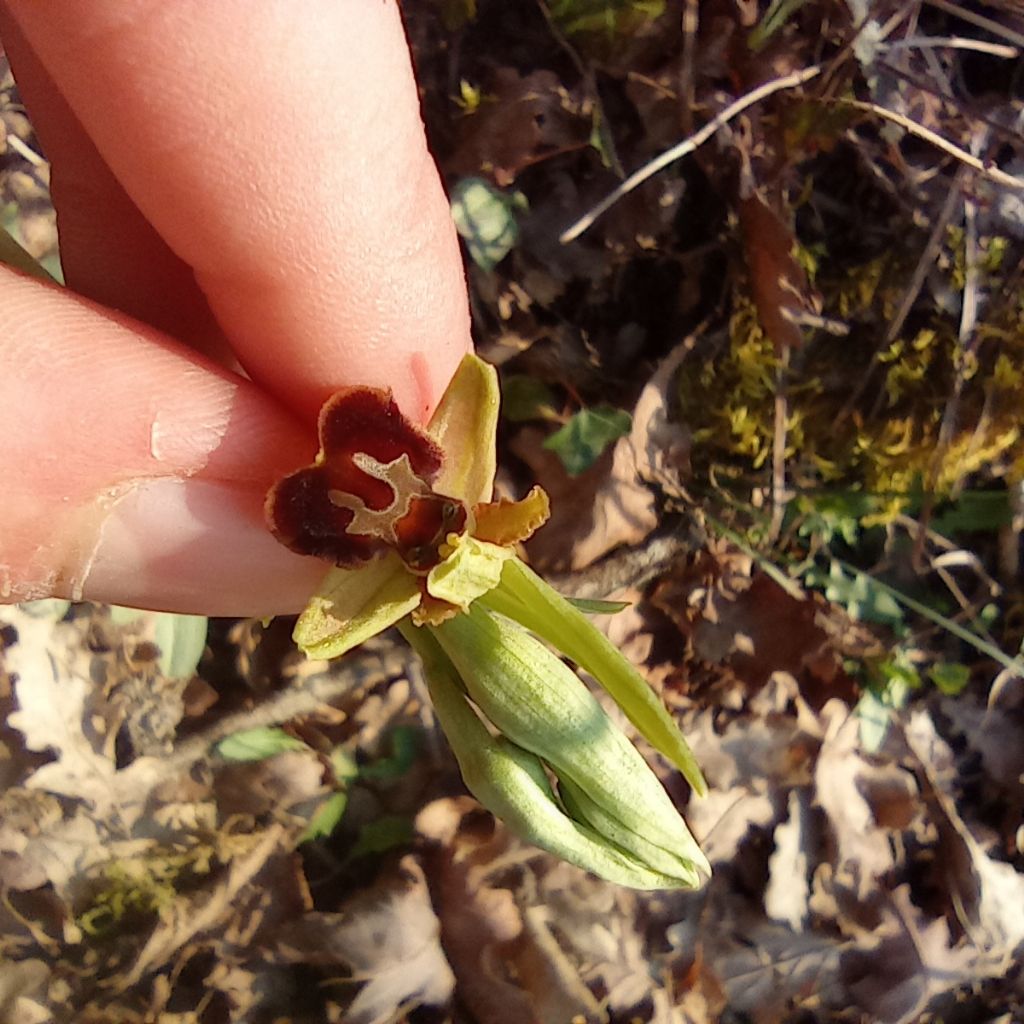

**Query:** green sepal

left=400, top=622, right=690, bottom=889
left=482, top=559, right=708, bottom=796
left=294, top=552, right=420, bottom=659
left=426, top=353, right=499, bottom=505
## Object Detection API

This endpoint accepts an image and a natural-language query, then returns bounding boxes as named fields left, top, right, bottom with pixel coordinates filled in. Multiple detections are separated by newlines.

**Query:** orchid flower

left=266, top=355, right=710, bottom=889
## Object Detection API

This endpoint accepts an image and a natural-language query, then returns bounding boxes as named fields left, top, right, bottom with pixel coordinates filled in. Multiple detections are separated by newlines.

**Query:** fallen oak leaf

left=4, top=607, right=163, bottom=827
left=274, top=856, right=454, bottom=1024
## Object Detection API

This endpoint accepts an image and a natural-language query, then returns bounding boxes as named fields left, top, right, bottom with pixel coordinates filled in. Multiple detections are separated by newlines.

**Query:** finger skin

left=0, top=267, right=325, bottom=615
left=0, top=9, right=234, bottom=365
left=3, top=0, right=472, bottom=422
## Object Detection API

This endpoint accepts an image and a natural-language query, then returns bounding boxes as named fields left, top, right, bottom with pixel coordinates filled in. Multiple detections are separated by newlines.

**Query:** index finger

left=3, top=0, right=471, bottom=422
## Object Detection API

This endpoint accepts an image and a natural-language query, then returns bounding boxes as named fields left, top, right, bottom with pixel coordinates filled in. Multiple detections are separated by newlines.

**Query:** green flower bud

left=430, top=604, right=710, bottom=889
left=481, top=558, right=707, bottom=796
left=400, top=623, right=693, bottom=889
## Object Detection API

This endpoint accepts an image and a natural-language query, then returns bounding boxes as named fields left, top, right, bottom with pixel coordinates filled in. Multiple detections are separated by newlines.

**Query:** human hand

left=0, top=1, right=471, bottom=616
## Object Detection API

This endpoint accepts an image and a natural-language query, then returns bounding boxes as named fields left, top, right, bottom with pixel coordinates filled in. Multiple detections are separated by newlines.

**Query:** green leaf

left=329, top=747, right=360, bottom=783
left=549, top=0, right=665, bottom=37
left=108, top=604, right=147, bottom=626
left=153, top=612, right=208, bottom=678
left=928, top=661, right=971, bottom=696
left=450, top=177, right=526, bottom=272
left=216, top=727, right=308, bottom=762
left=748, top=0, right=811, bottom=52
left=440, top=0, right=477, bottom=31
left=804, top=561, right=905, bottom=628
left=931, top=490, right=1013, bottom=536
left=500, top=374, right=559, bottom=423
left=347, top=815, right=414, bottom=861
left=856, top=650, right=920, bottom=750
left=359, top=727, right=421, bottom=781
left=543, top=405, right=632, bottom=476
left=0, top=223, right=59, bottom=284
left=587, top=97, right=624, bottom=175
left=856, top=689, right=891, bottom=753
left=300, top=791, right=349, bottom=843
left=108, top=606, right=208, bottom=678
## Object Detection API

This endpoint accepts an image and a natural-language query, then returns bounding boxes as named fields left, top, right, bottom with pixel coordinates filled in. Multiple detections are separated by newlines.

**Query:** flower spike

left=267, top=354, right=709, bottom=889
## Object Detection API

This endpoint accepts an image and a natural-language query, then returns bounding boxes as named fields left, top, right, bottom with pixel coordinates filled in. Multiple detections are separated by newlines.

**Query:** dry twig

left=560, top=65, right=824, bottom=243
left=841, top=99, right=1024, bottom=192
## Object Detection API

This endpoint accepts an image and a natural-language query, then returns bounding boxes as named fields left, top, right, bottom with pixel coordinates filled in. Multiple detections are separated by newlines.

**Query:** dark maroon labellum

left=266, top=387, right=467, bottom=573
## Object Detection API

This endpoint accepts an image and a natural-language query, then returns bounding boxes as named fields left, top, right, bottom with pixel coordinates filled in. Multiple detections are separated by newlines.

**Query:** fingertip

left=0, top=266, right=318, bottom=614
left=5, top=0, right=472, bottom=420
left=83, top=477, right=327, bottom=616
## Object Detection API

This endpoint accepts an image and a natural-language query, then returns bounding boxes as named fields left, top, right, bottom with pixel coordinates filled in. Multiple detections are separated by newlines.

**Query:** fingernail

left=83, top=478, right=325, bottom=615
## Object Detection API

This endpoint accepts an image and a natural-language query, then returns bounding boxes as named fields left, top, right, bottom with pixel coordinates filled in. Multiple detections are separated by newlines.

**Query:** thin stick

left=559, top=65, right=824, bottom=243
left=841, top=99, right=1024, bottom=191
left=883, top=36, right=1019, bottom=59
left=6, top=133, right=45, bottom=167
left=680, top=0, right=699, bottom=135
left=836, top=178, right=961, bottom=424
left=923, top=0, right=1024, bottom=49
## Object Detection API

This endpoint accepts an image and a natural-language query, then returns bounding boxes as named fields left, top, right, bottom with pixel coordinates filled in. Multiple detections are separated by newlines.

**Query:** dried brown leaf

left=904, top=710, right=1024, bottom=957
left=121, top=826, right=287, bottom=988
left=4, top=609, right=163, bottom=832
left=815, top=701, right=902, bottom=901
left=764, top=788, right=813, bottom=930
left=0, top=958, right=50, bottom=1024
left=738, top=193, right=818, bottom=353
left=275, top=855, right=454, bottom=1024
left=416, top=797, right=532, bottom=1024
left=513, top=341, right=695, bottom=572
left=841, top=885, right=978, bottom=1024
left=701, top=904, right=846, bottom=1021
left=450, top=69, right=588, bottom=186
left=514, top=425, right=657, bottom=571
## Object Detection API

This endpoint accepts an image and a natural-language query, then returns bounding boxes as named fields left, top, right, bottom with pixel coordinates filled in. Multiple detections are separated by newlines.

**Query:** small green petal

left=481, top=559, right=708, bottom=796
left=426, top=354, right=499, bottom=505
left=399, top=623, right=688, bottom=889
left=432, top=605, right=710, bottom=886
left=294, top=552, right=421, bottom=659
left=426, top=536, right=512, bottom=610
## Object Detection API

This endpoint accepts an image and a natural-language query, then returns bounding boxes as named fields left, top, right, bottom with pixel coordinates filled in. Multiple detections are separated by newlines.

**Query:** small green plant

left=450, top=178, right=527, bottom=272
left=216, top=724, right=419, bottom=850
left=543, top=404, right=632, bottom=475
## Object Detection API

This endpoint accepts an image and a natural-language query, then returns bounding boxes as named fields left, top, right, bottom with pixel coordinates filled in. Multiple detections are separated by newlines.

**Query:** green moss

left=78, top=844, right=217, bottom=936
left=676, top=233, right=1024, bottom=533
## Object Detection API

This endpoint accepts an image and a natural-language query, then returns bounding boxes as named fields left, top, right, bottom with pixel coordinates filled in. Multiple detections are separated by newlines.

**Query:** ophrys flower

left=266, top=355, right=709, bottom=889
